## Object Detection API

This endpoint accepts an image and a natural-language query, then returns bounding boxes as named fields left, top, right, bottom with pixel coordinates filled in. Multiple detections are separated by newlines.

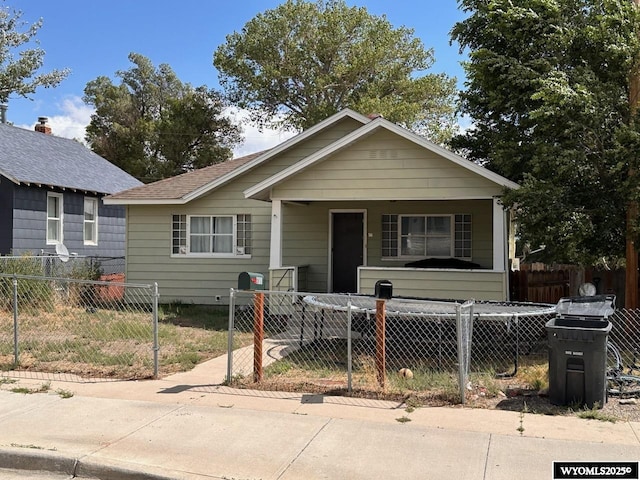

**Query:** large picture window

left=172, top=214, right=251, bottom=257
left=46, top=192, right=63, bottom=244
left=83, top=197, right=98, bottom=245
left=382, top=214, right=472, bottom=259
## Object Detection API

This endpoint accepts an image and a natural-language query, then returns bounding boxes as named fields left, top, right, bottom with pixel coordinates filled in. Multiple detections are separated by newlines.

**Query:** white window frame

left=83, top=197, right=99, bottom=246
left=382, top=213, right=472, bottom=260
left=46, top=192, right=64, bottom=245
left=171, top=214, right=252, bottom=258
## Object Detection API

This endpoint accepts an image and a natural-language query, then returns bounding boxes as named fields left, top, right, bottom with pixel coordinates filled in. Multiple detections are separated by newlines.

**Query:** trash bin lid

left=555, top=295, right=615, bottom=319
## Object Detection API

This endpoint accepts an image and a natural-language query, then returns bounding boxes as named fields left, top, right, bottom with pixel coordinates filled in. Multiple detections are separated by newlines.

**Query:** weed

left=518, top=364, right=549, bottom=391
left=0, top=377, right=16, bottom=385
left=396, top=416, right=412, bottom=423
left=10, top=387, right=31, bottom=394
left=56, top=389, right=74, bottom=399
left=517, top=402, right=529, bottom=435
left=9, top=382, right=50, bottom=395
left=576, top=404, right=617, bottom=423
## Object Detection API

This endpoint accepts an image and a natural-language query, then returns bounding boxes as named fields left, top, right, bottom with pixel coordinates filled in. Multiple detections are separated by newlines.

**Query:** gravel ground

left=466, top=389, right=640, bottom=422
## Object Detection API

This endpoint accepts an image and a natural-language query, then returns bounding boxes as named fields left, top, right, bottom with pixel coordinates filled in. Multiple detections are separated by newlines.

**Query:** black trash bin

left=545, top=295, right=614, bottom=409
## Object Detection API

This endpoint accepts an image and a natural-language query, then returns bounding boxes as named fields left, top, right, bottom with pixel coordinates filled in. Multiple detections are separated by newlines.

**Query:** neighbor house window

left=46, top=192, right=63, bottom=244
left=382, top=214, right=472, bottom=259
left=83, top=197, right=98, bottom=245
left=172, top=214, right=251, bottom=256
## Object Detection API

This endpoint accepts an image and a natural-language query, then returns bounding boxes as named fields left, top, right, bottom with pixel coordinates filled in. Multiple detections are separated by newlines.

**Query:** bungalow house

left=105, top=109, right=519, bottom=304
left=0, top=118, right=142, bottom=259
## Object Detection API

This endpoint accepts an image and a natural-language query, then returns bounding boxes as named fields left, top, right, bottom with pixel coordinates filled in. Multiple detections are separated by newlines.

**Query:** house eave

left=103, top=198, right=189, bottom=205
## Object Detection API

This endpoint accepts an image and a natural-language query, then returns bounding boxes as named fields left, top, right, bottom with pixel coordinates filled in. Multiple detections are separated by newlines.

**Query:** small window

left=382, top=213, right=472, bottom=260
left=84, top=197, right=98, bottom=245
left=172, top=214, right=251, bottom=257
left=46, top=192, right=63, bottom=244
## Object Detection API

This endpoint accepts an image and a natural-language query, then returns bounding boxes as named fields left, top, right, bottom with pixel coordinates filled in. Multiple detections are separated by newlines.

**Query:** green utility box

left=238, top=272, right=265, bottom=291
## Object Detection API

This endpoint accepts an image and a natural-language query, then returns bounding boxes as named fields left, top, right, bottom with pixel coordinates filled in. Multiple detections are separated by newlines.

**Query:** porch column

left=269, top=199, right=282, bottom=269
left=492, top=198, right=506, bottom=272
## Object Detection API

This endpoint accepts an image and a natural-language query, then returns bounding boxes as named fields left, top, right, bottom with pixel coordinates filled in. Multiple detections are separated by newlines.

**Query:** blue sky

left=5, top=0, right=468, bottom=155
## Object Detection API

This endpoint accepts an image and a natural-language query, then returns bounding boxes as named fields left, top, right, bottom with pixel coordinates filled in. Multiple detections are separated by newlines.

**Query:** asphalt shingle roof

left=106, top=150, right=267, bottom=201
left=0, top=123, right=142, bottom=194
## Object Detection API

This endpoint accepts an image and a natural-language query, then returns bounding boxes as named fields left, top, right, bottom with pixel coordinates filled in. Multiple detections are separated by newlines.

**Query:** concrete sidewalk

left=0, top=360, right=639, bottom=480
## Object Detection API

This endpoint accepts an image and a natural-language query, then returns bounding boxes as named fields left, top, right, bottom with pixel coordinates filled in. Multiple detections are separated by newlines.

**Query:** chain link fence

left=0, top=273, right=158, bottom=382
left=226, top=290, right=640, bottom=404
left=227, top=290, right=482, bottom=403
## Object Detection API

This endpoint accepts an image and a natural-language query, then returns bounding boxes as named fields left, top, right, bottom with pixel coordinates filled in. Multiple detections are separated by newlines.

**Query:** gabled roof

left=104, top=109, right=519, bottom=205
left=244, top=116, right=520, bottom=200
left=104, top=109, right=372, bottom=205
left=0, top=123, right=142, bottom=195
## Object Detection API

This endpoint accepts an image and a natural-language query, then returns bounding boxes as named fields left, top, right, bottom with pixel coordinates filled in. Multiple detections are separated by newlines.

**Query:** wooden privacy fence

left=510, top=266, right=626, bottom=305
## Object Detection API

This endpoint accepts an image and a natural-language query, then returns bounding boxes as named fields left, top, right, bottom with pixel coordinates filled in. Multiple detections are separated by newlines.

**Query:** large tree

left=451, top=0, right=640, bottom=265
left=0, top=1, right=69, bottom=104
left=213, top=0, right=457, bottom=143
left=84, top=53, right=242, bottom=183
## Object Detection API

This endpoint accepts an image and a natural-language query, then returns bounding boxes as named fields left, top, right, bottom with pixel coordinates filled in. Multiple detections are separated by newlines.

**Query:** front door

left=331, top=212, right=364, bottom=293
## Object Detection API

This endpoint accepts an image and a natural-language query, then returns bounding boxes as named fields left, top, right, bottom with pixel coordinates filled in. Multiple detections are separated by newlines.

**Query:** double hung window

left=46, top=193, right=63, bottom=244
left=84, top=197, right=98, bottom=245
left=172, top=214, right=251, bottom=257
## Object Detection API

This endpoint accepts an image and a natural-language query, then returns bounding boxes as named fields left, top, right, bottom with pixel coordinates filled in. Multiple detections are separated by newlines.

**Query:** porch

left=270, top=265, right=508, bottom=301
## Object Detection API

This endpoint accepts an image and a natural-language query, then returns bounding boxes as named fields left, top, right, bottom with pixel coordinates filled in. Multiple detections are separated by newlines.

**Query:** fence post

left=347, top=294, right=353, bottom=393
left=227, top=289, right=236, bottom=384
left=456, top=300, right=476, bottom=405
left=456, top=303, right=466, bottom=405
left=12, top=274, right=18, bottom=365
left=376, top=298, right=386, bottom=388
left=253, top=292, right=265, bottom=382
left=152, top=282, right=159, bottom=379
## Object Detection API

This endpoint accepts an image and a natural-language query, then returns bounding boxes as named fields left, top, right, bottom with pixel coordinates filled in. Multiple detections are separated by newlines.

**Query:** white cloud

left=16, top=95, right=93, bottom=143
left=226, top=107, right=296, bottom=157
left=49, top=97, right=94, bottom=141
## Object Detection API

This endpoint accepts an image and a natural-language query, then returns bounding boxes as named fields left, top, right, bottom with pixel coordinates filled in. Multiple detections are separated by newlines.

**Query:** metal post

left=456, top=303, right=466, bottom=404
left=227, top=289, right=236, bottom=384
left=375, top=299, right=386, bottom=388
left=347, top=295, right=353, bottom=393
left=253, top=292, right=265, bottom=382
left=12, top=275, right=18, bottom=365
left=152, top=282, right=159, bottom=379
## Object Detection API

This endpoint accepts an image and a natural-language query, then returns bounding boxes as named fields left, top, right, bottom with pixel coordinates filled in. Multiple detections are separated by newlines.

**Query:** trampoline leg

left=497, top=316, right=519, bottom=378
left=300, top=303, right=306, bottom=347
left=438, top=321, right=443, bottom=371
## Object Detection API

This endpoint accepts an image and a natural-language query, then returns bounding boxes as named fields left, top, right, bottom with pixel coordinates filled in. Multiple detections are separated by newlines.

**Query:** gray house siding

left=0, top=177, right=14, bottom=254
left=11, top=185, right=127, bottom=258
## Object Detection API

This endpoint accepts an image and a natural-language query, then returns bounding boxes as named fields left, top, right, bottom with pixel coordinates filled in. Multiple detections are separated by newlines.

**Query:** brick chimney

left=35, top=116, right=52, bottom=134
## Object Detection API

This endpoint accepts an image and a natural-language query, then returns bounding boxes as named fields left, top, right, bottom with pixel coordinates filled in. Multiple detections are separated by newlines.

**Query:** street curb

left=0, top=447, right=191, bottom=480
left=0, top=447, right=76, bottom=475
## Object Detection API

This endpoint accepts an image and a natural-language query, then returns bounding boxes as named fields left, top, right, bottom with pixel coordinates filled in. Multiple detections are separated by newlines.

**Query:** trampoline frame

left=300, top=294, right=556, bottom=377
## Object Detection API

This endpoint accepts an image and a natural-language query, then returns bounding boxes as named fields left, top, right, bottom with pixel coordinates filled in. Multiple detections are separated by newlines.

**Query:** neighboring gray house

left=0, top=118, right=142, bottom=258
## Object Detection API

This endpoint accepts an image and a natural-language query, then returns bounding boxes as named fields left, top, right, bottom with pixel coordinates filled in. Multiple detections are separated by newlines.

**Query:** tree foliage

left=0, top=2, right=69, bottom=104
left=213, top=0, right=458, bottom=143
left=451, top=0, right=640, bottom=264
left=84, top=53, right=242, bottom=183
